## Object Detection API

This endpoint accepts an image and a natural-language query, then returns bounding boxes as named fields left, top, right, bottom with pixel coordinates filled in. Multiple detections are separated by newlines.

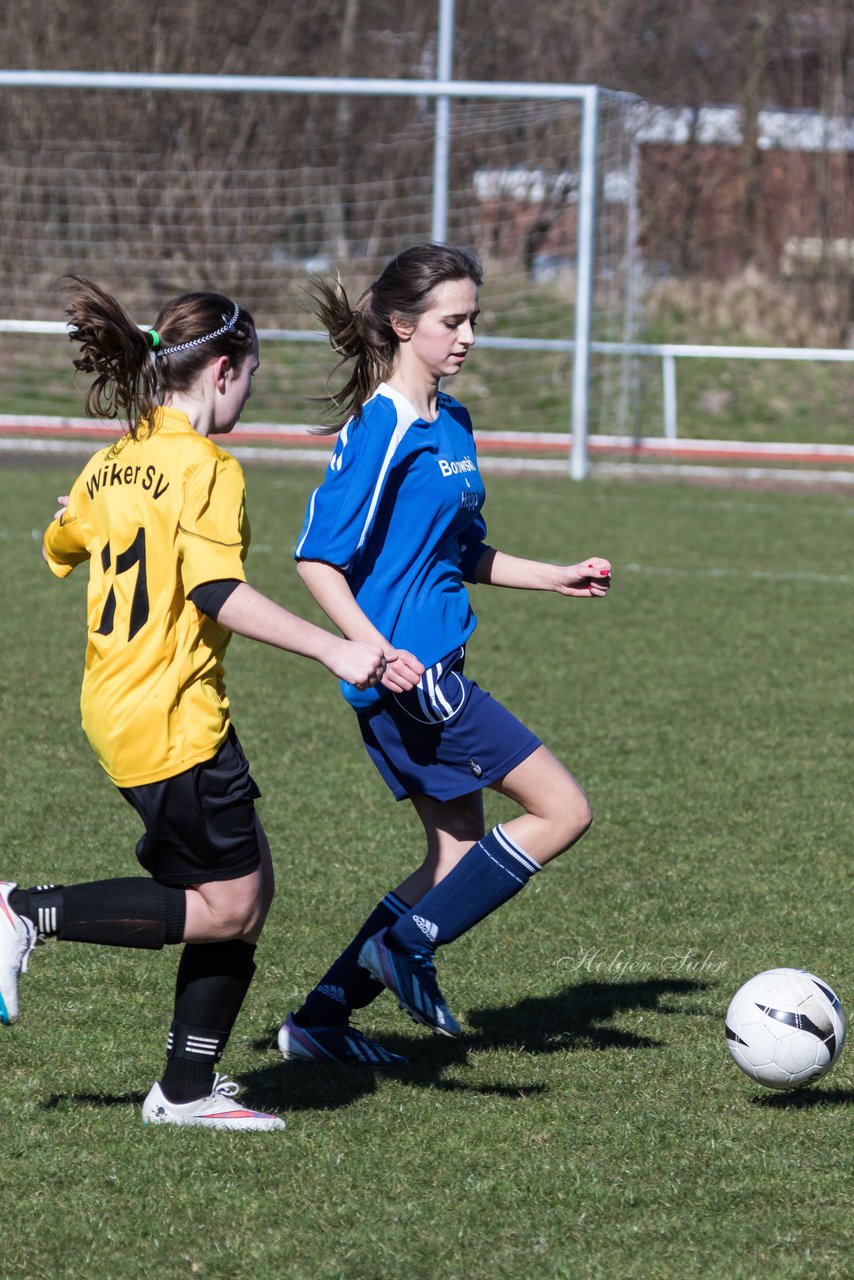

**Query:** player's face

left=213, top=341, right=260, bottom=434
left=401, top=277, right=479, bottom=382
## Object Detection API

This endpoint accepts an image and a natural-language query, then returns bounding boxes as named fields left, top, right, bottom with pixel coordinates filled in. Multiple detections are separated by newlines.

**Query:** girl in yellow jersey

left=0, top=278, right=391, bottom=1130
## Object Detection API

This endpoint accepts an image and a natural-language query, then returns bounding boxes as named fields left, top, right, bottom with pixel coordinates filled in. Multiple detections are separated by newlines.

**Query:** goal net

left=0, top=81, right=639, bottom=444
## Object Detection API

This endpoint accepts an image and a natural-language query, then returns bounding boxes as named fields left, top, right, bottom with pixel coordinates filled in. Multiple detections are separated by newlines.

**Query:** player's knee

left=572, top=795, right=593, bottom=841
left=211, top=894, right=267, bottom=940
left=554, top=785, right=593, bottom=852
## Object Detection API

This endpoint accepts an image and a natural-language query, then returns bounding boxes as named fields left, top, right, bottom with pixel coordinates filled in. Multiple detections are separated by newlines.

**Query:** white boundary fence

left=599, top=341, right=854, bottom=442
left=1, top=62, right=850, bottom=476
left=2, top=320, right=850, bottom=452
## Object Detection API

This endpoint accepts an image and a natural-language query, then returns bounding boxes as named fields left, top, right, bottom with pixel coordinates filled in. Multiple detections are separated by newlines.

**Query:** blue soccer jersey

left=295, top=383, right=491, bottom=709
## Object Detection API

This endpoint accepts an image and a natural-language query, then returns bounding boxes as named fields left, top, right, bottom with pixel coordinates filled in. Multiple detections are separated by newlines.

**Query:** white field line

left=0, top=435, right=568, bottom=472
left=624, top=562, right=854, bottom=586
left=0, top=528, right=45, bottom=542
left=0, top=437, right=111, bottom=457
left=593, top=461, right=854, bottom=485
left=6, top=532, right=850, bottom=588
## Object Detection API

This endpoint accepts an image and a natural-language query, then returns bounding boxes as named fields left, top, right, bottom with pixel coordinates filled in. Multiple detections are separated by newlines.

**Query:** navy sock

left=11, top=879, right=186, bottom=949
left=388, top=825, right=541, bottom=955
left=297, top=892, right=409, bottom=1027
left=160, top=940, right=257, bottom=1104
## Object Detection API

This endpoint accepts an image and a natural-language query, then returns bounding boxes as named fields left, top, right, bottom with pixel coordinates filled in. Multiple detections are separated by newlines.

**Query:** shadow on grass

left=41, top=1091, right=145, bottom=1110
left=749, top=1086, right=854, bottom=1109
left=464, top=977, right=707, bottom=1054
left=242, top=977, right=706, bottom=1112
left=38, top=979, right=707, bottom=1116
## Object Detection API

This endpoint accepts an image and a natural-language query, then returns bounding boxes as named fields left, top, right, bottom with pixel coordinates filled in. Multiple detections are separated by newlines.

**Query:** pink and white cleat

left=142, top=1074, right=285, bottom=1131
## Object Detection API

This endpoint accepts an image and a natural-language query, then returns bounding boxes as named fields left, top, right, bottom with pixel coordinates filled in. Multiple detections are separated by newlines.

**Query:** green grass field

left=1, top=458, right=852, bottom=1280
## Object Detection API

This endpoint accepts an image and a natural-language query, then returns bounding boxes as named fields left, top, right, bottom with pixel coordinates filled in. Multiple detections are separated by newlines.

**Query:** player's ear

left=389, top=313, right=415, bottom=343
left=211, top=354, right=232, bottom=390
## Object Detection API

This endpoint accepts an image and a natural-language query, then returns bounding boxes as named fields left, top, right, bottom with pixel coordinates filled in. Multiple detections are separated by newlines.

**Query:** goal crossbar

left=0, top=70, right=640, bottom=478
left=0, top=70, right=618, bottom=102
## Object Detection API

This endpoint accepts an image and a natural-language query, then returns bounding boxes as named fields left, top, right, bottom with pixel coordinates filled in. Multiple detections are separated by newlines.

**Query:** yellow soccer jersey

left=43, top=407, right=250, bottom=787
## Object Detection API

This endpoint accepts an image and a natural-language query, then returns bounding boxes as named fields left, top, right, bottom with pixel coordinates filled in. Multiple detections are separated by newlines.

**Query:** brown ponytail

left=64, top=277, right=158, bottom=439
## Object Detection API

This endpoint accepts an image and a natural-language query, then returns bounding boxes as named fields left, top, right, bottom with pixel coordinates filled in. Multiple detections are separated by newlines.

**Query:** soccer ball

left=725, top=968, right=846, bottom=1090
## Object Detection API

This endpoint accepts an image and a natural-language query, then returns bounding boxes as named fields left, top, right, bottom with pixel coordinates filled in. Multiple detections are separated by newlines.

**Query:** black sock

left=10, top=884, right=63, bottom=939
left=160, top=940, right=257, bottom=1104
left=11, top=879, right=186, bottom=949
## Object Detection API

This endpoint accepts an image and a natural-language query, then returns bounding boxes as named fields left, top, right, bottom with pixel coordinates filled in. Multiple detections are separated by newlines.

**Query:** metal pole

left=662, top=352, right=678, bottom=439
left=431, top=0, right=455, bottom=242
left=0, top=70, right=616, bottom=101
left=570, top=86, right=599, bottom=480
left=620, top=130, right=642, bottom=438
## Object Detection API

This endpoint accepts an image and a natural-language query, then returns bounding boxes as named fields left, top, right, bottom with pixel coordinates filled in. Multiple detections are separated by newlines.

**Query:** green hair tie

left=147, top=328, right=161, bottom=349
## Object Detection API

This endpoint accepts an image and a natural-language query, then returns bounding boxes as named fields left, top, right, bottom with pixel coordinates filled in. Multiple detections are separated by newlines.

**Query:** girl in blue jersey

left=278, top=244, right=611, bottom=1065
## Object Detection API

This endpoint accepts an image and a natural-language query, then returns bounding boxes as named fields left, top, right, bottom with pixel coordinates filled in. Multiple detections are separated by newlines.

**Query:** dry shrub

left=644, top=266, right=853, bottom=348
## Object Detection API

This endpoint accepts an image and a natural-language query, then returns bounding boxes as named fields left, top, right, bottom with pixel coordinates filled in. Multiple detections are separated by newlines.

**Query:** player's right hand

left=380, top=648, right=424, bottom=693
left=335, top=640, right=387, bottom=690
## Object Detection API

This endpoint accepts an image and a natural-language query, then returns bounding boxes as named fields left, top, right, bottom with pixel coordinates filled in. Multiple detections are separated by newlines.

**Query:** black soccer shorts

left=120, top=728, right=263, bottom=886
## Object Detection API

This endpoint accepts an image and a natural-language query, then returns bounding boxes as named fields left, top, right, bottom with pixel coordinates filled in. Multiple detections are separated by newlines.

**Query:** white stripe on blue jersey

left=294, top=486, right=318, bottom=559
left=354, top=390, right=420, bottom=554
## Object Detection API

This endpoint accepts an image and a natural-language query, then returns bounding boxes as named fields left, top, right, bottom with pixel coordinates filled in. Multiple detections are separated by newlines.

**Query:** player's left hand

left=53, top=495, right=69, bottom=520
left=380, top=648, right=424, bottom=694
left=557, top=557, right=612, bottom=597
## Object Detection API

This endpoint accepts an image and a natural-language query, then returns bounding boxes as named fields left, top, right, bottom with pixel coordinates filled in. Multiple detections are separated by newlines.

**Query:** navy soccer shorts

left=357, top=646, right=541, bottom=801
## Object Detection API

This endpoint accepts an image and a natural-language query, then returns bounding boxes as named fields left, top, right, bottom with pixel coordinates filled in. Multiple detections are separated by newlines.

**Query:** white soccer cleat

left=0, top=881, right=37, bottom=1025
left=142, top=1074, right=285, bottom=1131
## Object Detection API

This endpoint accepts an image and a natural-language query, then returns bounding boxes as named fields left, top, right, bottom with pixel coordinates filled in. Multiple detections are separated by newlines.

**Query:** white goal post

left=0, top=68, right=640, bottom=478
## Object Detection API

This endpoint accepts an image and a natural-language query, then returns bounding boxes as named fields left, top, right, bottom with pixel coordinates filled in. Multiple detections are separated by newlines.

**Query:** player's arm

left=296, top=559, right=424, bottom=693
left=42, top=493, right=90, bottom=577
left=179, top=459, right=385, bottom=687
left=190, top=579, right=386, bottom=691
left=474, top=549, right=612, bottom=598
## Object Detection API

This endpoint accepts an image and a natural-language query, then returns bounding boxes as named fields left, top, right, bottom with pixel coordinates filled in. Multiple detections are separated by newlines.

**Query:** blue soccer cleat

left=358, top=929, right=461, bottom=1038
left=277, top=1012, right=408, bottom=1066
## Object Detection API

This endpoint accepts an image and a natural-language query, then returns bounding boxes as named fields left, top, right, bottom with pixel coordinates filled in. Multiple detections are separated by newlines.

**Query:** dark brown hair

left=309, top=243, right=483, bottom=432
left=63, top=275, right=256, bottom=438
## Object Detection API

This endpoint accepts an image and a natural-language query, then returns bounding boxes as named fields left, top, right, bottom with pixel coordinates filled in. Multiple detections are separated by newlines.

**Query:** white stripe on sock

left=493, top=824, right=541, bottom=875
left=37, top=906, right=56, bottom=936
left=186, top=1036, right=220, bottom=1057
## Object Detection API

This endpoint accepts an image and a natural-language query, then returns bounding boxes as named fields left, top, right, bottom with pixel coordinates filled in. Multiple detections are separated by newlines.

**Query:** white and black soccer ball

left=725, top=968, right=846, bottom=1090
